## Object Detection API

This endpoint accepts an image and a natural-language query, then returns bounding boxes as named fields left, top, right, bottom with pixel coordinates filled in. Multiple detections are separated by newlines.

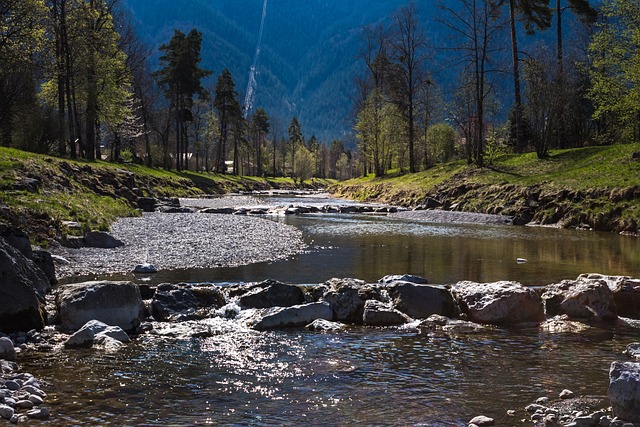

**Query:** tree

left=213, top=69, right=241, bottom=173
left=389, top=1, right=430, bottom=173
left=440, top=0, right=506, bottom=167
left=0, top=0, right=47, bottom=147
left=588, top=0, right=640, bottom=143
left=293, top=146, right=315, bottom=184
left=426, top=123, right=457, bottom=163
left=250, top=108, right=269, bottom=176
left=500, top=0, right=553, bottom=152
left=155, top=29, right=211, bottom=170
left=288, top=116, right=303, bottom=178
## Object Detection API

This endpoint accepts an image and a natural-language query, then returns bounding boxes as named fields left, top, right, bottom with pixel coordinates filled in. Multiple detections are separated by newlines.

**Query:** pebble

left=468, top=415, right=495, bottom=426
left=0, top=369, right=49, bottom=422
left=26, top=407, right=49, bottom=420
left=560, top=389, right=575, bottom=399
left=5, top=380, right=20, bottom=391
left=28, top=395, right=44, bottom=405
left=0, top=405, right=14, bottom=420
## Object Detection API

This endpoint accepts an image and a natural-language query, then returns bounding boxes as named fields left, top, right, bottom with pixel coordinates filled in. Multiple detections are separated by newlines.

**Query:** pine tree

left=213, top=69, right=241, bottom=174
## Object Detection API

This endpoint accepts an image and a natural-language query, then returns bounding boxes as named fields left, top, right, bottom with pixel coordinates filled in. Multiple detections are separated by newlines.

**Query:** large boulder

left=56, top=281, right=145, bottom=332
left=542, top=278, right=617, bottom=321
left=579, top=274, right=640, bottom=319
left=362, top=300, right=410, bottom=326
left=320, top=278, right=383, bottom=324
left=451, top=281, right=545, bottom=325
left=0, top=237, right=48, bottom=332
left=251, top=302, right=333, bottom=331
left=609, top=361, right=640, bottom=422
left=388, top=282, right=457, bottom=319
left=238, top=280, right=305, bottom=308
left=31, top=250, right=56, bottom=285
left=151, top=283, right=225, bottom=322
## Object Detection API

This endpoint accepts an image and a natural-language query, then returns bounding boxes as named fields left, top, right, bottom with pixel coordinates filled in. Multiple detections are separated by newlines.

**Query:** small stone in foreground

left=26, top=407, right=49, bottom=420
left=0, top=404, right=14, bottom=420
left=468, top=415, right=495, bottom=426
left=560, top=389, right=575, bottom=399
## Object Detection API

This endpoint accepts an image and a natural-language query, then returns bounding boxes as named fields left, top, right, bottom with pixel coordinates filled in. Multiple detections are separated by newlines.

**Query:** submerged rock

left=56, top=281, right=145, bottom=332
left=451, top=281, right=545, bottom=325
left=306, top=319, right=346, bottom=332
left=417, top=315, right=487, bottom=335
left=609, top=361, right=640, bottom=422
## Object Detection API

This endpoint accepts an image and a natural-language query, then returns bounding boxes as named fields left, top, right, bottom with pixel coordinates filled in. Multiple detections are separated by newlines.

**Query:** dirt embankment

left=333, top=175, right=640, bottom=235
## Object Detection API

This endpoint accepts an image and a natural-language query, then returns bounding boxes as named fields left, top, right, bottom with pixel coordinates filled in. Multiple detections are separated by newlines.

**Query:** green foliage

left=484, top=126, right=508, bottom=166
left=426, top=123, right=456, bottom=164
left=588, top=0, right=640, bottom=142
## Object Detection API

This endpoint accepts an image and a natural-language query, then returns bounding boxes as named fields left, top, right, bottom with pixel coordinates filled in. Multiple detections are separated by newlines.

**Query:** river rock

left=32, top=250, right=57, bottom=285
left=542, top=278, right=617, bottom=321
left=0, top=225, right=33, bottom=258
left=252, top=302, right=333, bottom=331
left=388, top=282, right=456, bottom=319
left=84, top=231, right=125, bottom=248
left=132, top=263, right=158, bottom=274
left=306, top=319, right=346, bottom=332
left=239, top=280, right=305, bottom=308
left=152, top=283, right=225, bottom=322
left=136, top=197, right=157, bottom=212
left=580, top=274, right=640, bottom=319
left=0, top=337, right=16, bottom=361
left=0, top=404, right=13, bottom=420
left=56, top=281, right=145, bottom=332
left=625, top=343, right=640, bottom=360
left=0, top=237, right=49, bottom=332
left=320, top=278, right=383, bottom=324
left=469, top=415, right=495, bottom=426
left=609, top=361, right=640, bottom=422
left=65, top=320, right=130, bottom=348
left=378, top=274, right=428, bottom=285
left=451, top=281, right=545, bottom=325
left=418, top=314, right=487, bottom=335
left=362, top=300, right=410, bottom=326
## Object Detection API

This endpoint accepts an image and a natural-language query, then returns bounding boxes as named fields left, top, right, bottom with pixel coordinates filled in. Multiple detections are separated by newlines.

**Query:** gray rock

left=418, top=315, right=487, bottom=335
left=21, top=385, right=46, bottom=398
left=0, top=237, right=49, bottom=332
left=468, top=415, right=495, bottom=426
left=151, top=283, right=225, bottom=322
left=199, top=207, right=235, bottom=214
left=136, top=197, right=157, bottom=212
left=560, top=389, right=575, bottom=399
left=239, top=280, right=305, bottom=308
left=362, top=300, right=410, bottom=326
left=306, top=319, right=346, bottom=332
left=252, top=302, right=333, bottom=331
left=0, top=337, right=16, bottom=361
left=15, top=400, right=34, bottom=409
left=0, top=225, right=32, bottom=258
left=0, top=404, right=14, bottom=420
left=65, top=320, right=130, bottom=348
left=388, top=282, right=456, bottom=319
left=56, top=281, right=145, bottom=332
left=5, top=380, right=19, bottom=391
left=609, top=361, right=640, bottom=422
left=32, top=250, right=57, bottom=285
left=378, top=274, right=428, bottom=285
left=580, top=274, right=640, bottom=320
left=84, top=231, right=124, bottom=248
left=320, top=278, right=382, bottom=324
left=132, top=263, right=158, bottom=274
left=625, top=343, right=640, bottom=360
left=451, top=281, right=545, bottom=325
left=26, top=407, right=49, bottom=420
left=542, top=278, right=617, bottom=321
left=28, top=395, right=44, bottom=405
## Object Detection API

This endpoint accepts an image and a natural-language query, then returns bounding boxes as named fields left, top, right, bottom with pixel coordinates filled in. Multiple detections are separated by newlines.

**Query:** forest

left=0, top=0, right=638, bottom=180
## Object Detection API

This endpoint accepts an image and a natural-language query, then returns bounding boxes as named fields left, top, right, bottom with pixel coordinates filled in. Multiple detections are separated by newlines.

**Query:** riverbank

left=0, top=147, right=332, bottom=245
left=331, top=145, right=640, bottom=235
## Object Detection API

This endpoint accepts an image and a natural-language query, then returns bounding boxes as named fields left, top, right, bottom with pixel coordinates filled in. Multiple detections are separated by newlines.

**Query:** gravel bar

left=52, top=212, right=306, bottom=279
left=391, top=209, right=513, bottom=225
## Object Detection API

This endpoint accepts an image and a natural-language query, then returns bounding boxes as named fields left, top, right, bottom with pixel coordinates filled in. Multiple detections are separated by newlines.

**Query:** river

left=21, top=195, right=640, bottom=426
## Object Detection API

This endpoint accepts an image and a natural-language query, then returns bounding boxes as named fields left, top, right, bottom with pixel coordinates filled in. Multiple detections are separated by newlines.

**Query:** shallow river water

left=22, top=195, right=640, bottom=426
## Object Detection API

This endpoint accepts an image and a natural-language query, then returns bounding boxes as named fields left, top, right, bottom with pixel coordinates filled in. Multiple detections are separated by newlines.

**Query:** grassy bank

left=0, top=147, right=332, bottom=243
left=332, top=144, right=640, bottom=234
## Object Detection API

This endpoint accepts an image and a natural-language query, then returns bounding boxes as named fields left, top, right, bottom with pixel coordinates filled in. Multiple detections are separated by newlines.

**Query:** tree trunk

left=509, top=0, right=525, bottom=153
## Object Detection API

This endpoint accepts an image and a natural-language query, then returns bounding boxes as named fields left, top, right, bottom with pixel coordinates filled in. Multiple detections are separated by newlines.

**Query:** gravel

left=52, top=212, right=306, bottom=279
left=391, top=209, right=513, bottom=225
